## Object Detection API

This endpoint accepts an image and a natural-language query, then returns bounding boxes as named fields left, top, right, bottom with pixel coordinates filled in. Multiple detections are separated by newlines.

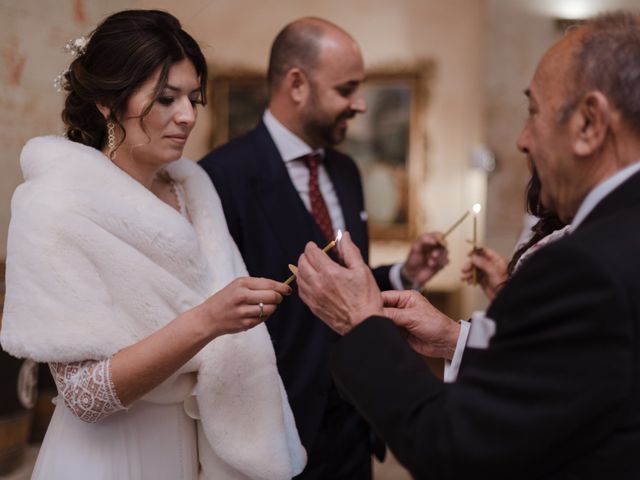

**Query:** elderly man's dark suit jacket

left=330, top=170, right=640, bottom=479
left=199, top=121, right=391, bottom=460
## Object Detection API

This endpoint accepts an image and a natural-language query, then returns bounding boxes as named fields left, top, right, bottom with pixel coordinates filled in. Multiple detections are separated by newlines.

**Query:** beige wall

left=0, top=0, right=130, bottom=258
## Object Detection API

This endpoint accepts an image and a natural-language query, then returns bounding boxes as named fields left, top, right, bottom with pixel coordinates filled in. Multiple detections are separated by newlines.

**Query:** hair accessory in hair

left=53, top=35, right=88, bottom=92
left=53, top=70, right=68, bottom=92
left=65, top=36, right=88, bottom=57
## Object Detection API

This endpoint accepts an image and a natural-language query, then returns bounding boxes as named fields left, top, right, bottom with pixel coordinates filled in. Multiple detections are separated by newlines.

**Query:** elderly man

left=296, top=12, right=640, bottom=479
left=199, top=17, right=448, bottom=479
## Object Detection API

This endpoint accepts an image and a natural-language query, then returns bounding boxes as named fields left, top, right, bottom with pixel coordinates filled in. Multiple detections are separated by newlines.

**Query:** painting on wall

left=209, top=62, right=433, bottom=240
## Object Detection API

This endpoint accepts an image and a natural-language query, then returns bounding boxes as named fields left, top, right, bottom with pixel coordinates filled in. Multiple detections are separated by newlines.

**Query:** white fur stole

left=0, top=136, right=305, bottom=479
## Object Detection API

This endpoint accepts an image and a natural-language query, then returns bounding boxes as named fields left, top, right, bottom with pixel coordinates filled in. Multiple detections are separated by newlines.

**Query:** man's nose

left=350, top=91, right=367, bottom=114
left=516, top=126, right=530, bottom=154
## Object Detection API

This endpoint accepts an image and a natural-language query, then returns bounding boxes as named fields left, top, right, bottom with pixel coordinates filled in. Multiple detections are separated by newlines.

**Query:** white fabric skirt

left=32, top=399, right=198, bottom=479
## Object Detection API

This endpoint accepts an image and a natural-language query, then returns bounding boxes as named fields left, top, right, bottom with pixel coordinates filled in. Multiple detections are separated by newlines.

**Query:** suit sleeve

left=371, top=264, right=393, bottom=291
left=330, top=243, right=632, bottom=479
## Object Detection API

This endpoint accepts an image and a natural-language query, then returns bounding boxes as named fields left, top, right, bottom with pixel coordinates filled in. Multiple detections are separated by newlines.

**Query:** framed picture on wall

left=209, top=70, right=268, bottom=148
left=209, top=61, right=433, bottom=240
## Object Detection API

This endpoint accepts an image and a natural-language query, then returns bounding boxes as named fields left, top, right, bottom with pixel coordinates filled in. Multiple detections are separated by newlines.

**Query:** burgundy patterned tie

left=303, top=153, right=335, bottom=243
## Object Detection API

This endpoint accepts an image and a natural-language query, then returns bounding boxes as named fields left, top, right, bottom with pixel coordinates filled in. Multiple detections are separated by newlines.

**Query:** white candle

left=472, top=203, right=482, bottom=248
left=471, top=203, right=482, bottom=285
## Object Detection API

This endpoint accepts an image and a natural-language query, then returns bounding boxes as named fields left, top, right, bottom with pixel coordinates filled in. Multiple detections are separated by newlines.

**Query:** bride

left=0, top=9, right=305, bottom=480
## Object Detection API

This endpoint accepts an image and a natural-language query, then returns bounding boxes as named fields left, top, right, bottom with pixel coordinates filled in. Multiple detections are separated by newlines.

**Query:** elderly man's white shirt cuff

left=444, top=319, right=471, bottom=383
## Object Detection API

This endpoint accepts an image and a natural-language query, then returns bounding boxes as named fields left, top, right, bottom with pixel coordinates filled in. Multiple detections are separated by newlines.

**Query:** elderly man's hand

left=382, top=290, right=460, bottom=360
left=296, top=231, right=383, bottom=335
left=400, top=232, right=449, bottom=288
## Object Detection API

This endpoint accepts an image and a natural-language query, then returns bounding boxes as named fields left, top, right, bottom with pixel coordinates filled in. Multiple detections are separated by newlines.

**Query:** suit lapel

left=249, top=123, right=323, bottom=263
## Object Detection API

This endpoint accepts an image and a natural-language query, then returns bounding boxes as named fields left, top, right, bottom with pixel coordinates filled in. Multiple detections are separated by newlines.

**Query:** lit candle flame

left=335, top=229, right=344, bottom=258
left=472, top=203, right=482, bottom=214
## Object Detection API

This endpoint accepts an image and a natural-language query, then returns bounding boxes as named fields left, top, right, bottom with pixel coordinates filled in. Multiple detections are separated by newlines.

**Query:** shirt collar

left=571, top=161, right=640, bottom=229
left=263, top=110, right=324, bottom=163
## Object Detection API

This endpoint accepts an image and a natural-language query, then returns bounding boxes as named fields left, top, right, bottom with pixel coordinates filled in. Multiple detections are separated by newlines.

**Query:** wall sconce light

left=549, top=0, right=595, bottom=33
left=470, top=145, right=496, bottom=173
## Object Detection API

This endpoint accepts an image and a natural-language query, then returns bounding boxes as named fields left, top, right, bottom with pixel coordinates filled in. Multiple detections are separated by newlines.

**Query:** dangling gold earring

left=106, top=121, right=116, bottom=160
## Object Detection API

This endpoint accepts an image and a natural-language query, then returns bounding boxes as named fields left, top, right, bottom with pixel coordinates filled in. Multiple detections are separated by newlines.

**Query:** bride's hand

left=193, top=277, right=291, bottom=338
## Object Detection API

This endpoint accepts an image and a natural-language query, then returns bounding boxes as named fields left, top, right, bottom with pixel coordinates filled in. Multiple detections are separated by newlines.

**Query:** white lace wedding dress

left=32, top=365, right=200, bottom=479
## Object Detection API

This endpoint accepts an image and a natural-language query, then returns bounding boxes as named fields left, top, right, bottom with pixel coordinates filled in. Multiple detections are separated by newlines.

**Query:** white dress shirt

left=444, top=161, right=640, bottom=383
left=263, top=110, right=346, bottom=233
left=263, top=110, right=405, bottom=290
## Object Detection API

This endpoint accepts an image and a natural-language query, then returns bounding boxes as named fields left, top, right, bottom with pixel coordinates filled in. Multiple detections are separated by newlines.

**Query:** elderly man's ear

left=572, top=91, right=612, bottom=157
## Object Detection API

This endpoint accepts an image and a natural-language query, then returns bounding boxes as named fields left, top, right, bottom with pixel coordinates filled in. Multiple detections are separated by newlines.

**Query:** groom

left=199, top=16, right=449, bottom=479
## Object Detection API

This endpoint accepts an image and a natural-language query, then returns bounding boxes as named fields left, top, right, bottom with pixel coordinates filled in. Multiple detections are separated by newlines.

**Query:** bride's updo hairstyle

left=60, top=9, right=207, bottom=151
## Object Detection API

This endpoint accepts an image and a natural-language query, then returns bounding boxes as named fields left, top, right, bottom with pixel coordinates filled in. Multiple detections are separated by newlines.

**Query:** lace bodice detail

left=49, top=359, right=125, bottom=423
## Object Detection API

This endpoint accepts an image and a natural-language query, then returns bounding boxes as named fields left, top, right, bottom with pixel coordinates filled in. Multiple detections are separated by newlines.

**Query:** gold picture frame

left=209, top=61, right=434, bottom=240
